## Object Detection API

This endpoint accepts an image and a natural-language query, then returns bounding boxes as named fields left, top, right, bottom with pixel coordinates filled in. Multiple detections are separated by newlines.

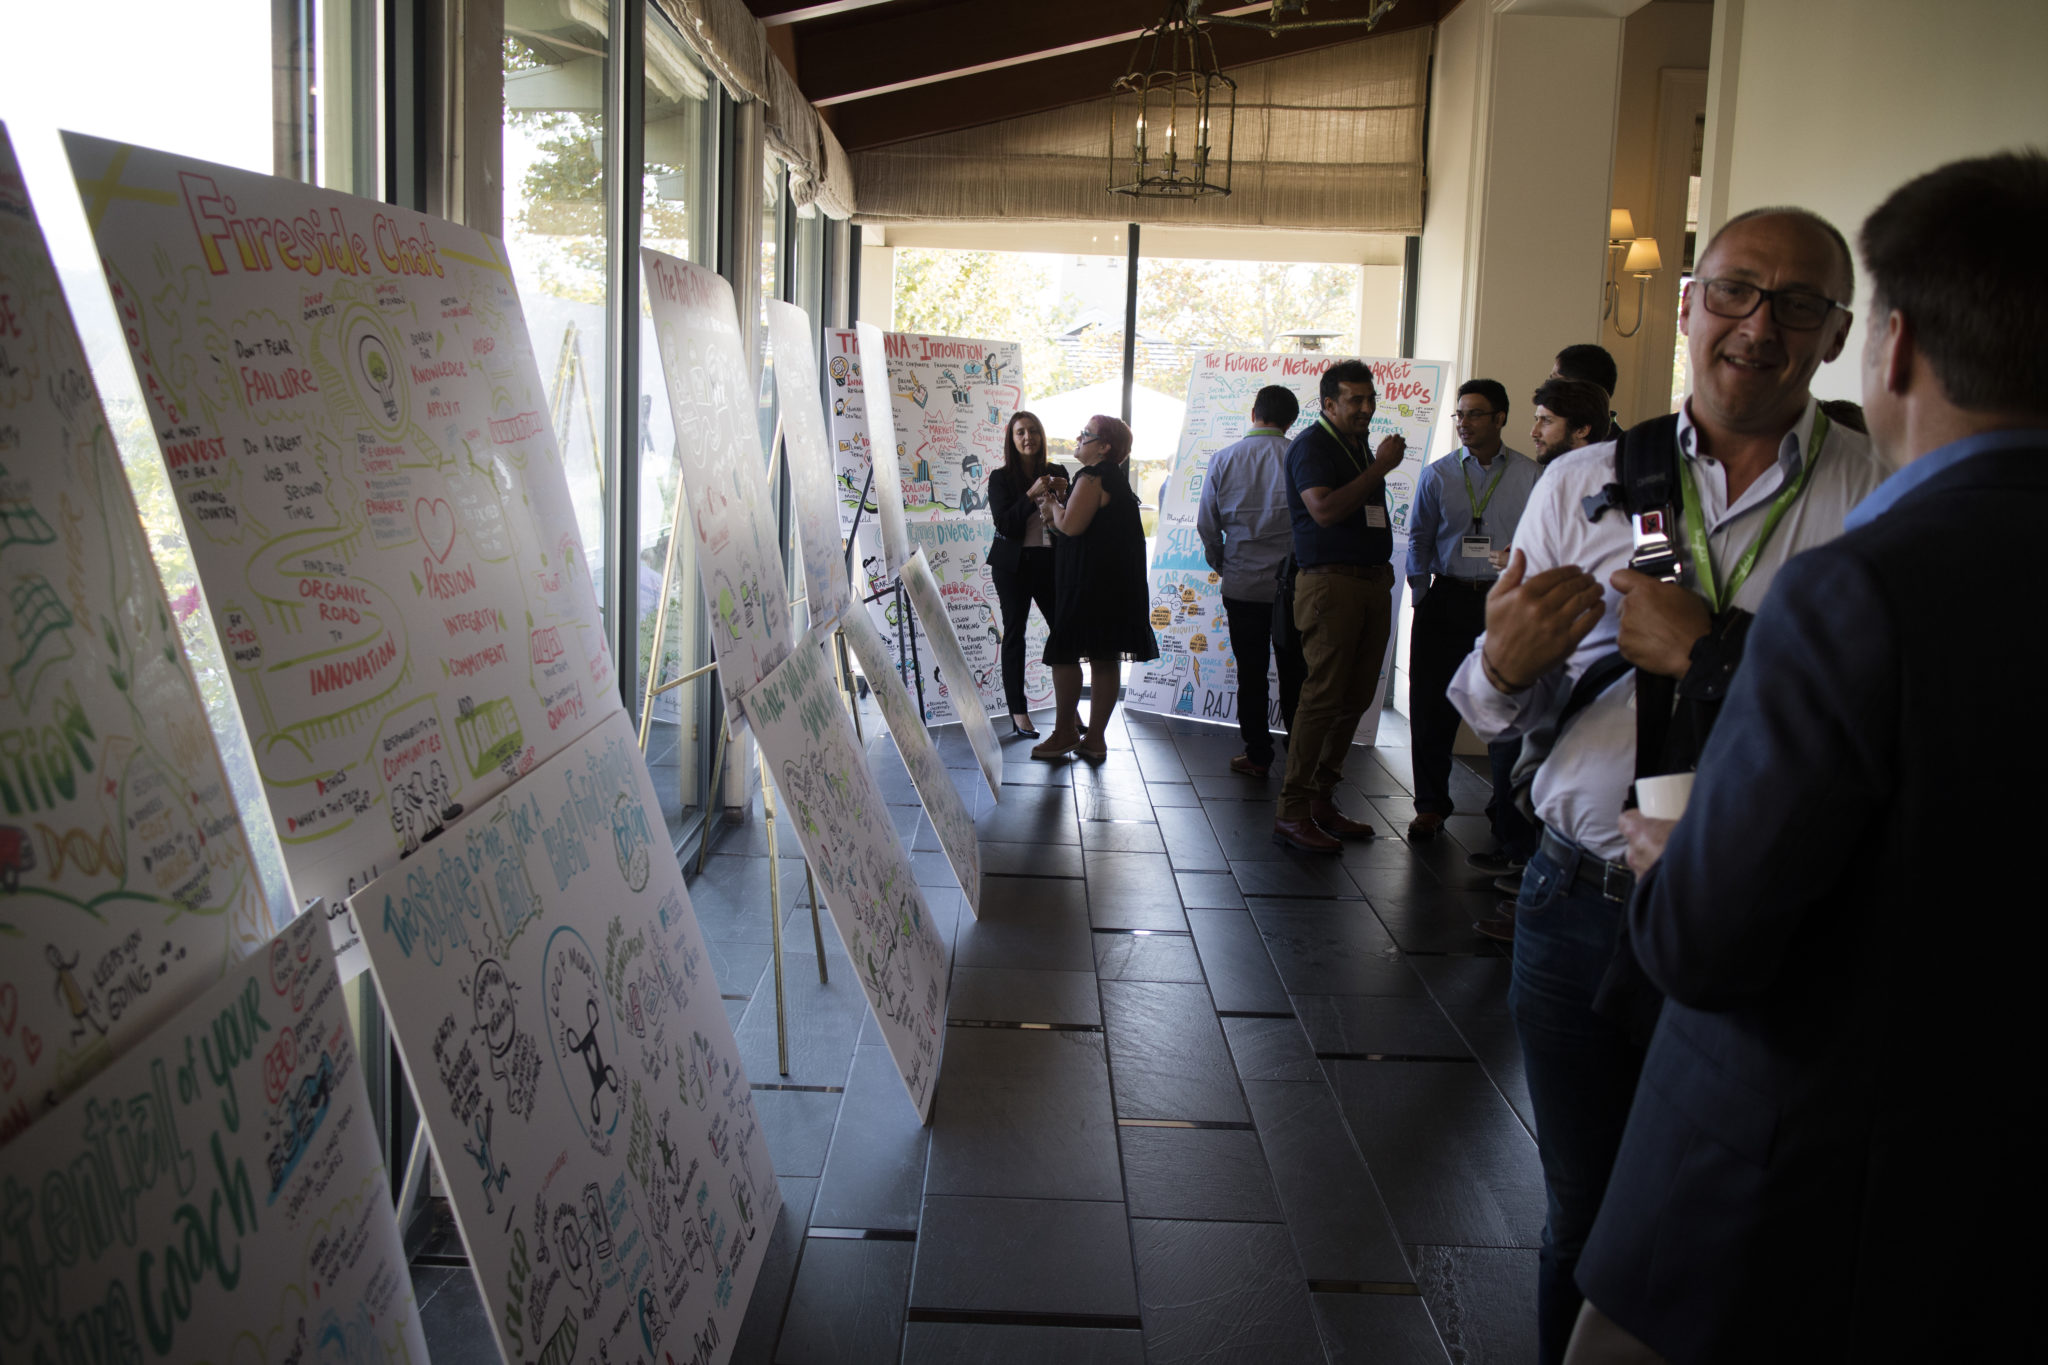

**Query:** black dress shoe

left=1010, top=718, right=1040, bottom=739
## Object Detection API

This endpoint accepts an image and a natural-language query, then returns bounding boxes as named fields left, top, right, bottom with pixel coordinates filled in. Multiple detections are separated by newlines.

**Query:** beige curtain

left=851, top=26, right=1431, bottom=232
left=653, top=0, right=770, bottom=103
left=654, top=0, right=854, bottom=219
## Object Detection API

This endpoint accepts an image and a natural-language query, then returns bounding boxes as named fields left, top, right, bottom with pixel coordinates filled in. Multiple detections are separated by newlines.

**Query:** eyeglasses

left=1452, top=409, right=1502, bottom=424
left=1693, top=277, right=1846, bottom=331
left=1075, top=431, right=1099, bottom=445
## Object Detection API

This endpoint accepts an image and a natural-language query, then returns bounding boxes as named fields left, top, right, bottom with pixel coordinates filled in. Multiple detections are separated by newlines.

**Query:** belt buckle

left=1601, top=861, right=1633, bottom=902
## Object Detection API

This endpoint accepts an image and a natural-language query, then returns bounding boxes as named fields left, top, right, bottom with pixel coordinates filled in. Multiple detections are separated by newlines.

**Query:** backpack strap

left=1509, top=649, right=1633, bottom=825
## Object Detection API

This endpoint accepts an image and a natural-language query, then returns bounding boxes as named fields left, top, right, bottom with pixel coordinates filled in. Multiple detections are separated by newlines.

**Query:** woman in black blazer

left=986, top=410, right=1067, bottom=738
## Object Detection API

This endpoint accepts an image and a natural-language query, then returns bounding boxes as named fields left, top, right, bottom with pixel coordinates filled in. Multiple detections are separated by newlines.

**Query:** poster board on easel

left=353, top=709, right=780, bottom=1365
left=824, top=326, right=1044, bottom=724
left=66, top=133, right=618, bottom=976
left=764, top=300, right=851, bottom=628
left=741, top=629, right=950, bottom=1120
left=0, top=121, right=279, bottom=1139
left=0, top=908, right=429, bottom=1363
left=645, top=263, right=952, bottom=1121
left=1127, top=351, right=1450, bottom=740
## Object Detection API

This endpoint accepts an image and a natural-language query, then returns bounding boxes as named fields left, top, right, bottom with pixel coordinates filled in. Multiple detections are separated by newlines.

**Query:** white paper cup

left=1635, top=772, right=1695, bottom=820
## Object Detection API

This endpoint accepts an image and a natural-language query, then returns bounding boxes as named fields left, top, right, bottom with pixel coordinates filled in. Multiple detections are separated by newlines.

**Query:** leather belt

left=1431, top=574, right=1496, bottom=591
left=1538, top=825, right=1635, bottom=903
left=1298, top=562, right=1390, bottom=580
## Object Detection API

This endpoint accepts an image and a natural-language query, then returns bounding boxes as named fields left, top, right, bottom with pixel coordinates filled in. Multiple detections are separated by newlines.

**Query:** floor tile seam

left=1409, top=973, right=1539, bottom=1147
left=903, top=1308, right=1146, bottom=1331
left=1303, top=1278, right=1424, bottom=1297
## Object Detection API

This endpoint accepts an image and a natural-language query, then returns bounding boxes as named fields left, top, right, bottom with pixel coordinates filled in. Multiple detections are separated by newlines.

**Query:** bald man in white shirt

left=1447, top=207, right=1889, bottom=1363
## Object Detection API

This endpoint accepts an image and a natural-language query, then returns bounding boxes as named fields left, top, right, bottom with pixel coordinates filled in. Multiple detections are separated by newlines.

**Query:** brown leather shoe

left=1407, top=811, right=1446, bottom=841
left=1229, top=754, right=1270, bottom=778
left=1310, top=801, right=1375, bottom=840
left=1473, top=901, right=1516, bottom=943
left=1272, top=816, right=1342, bottom=853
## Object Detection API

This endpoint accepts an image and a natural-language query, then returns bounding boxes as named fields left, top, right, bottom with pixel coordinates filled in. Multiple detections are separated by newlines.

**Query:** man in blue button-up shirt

left=1404, top=379, right=1541, bottom=840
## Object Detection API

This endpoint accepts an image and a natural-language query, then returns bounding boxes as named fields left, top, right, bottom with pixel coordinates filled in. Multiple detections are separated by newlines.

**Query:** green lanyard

left=1460, top=453, right=1508, bottom=531
left=1676, top=408, right=1830, bottom=614
left=1317, top=418, right=1365, bottom=472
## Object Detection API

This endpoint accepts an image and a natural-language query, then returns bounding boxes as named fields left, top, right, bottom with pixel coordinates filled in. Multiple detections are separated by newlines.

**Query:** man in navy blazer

left=1568, top=151, right=2048, bottom=1362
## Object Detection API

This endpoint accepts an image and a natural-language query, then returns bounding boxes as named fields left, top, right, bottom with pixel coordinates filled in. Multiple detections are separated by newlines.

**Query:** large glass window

left=890, top=245, right=1124, bottom=465
left=1135, top=256, right=1363, bottom=511
left=503, top=2, right=612, bottom=596
left=635, top=10, right=719, bottom=844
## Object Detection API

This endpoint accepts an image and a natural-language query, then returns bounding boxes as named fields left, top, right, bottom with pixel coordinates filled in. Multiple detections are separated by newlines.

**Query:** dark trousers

left=991, top=544, right=1055, bottom=716
left=1407, top=576, right=1489, bottom=815
left=1221, top=595, right=1307, bottom=766
left=1509, top=840, right=1649, bottom=1365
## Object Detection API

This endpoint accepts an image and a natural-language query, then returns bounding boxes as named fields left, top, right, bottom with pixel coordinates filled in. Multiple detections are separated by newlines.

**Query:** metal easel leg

left=696, top=716, right=731, bottom=876
left=757, top=749, right=790, bottom=1075
left=805, top=865, right=828, bottom=982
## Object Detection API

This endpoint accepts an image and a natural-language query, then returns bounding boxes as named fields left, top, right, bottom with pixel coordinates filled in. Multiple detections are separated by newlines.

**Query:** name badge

left=1365, top=506, right=1388, bottom=528
left=1461, top=535, right=1492, bottom=559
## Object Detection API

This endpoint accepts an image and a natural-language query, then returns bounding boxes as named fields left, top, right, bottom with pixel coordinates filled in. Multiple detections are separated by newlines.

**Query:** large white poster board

left=851, top=323, right=912, bottom=573
left=824, top=327, right=1042, bottom=723
left=355, top=709, right=777, bottom=1365
left=899, top=550, right=1003, bottom=800
left=67, top=135, right=617, bottom=970
left=642, top=250, right=793, bottom=729
left=1127, top=353, right=1450, bottom=737
left=742, top=630, right=950, bottom=1121
left=0, top=124, right=278, bottom=1141
left=839, top=609, right=981, bottom=916
left=0, top=908, right=428, bottom=1364
left=831, top=328, right=1024, bottom=524
left=764, top=301, right=851, bottom=628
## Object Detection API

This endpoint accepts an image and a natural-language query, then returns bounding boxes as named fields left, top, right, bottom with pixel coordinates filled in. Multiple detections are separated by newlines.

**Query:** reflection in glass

left=503, top=4, right=612, bottom=602
left=636, top=10, right=717, bottom=841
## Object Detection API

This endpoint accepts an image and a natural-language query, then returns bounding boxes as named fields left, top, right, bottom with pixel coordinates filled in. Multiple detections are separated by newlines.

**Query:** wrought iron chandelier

left=1109, top=2, right=1237, bottom=199
left=1108, top=1, right=1402, bottom=200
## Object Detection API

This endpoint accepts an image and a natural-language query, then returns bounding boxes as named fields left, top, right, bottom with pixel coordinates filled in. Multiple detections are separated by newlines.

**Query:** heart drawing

left=415, top=497, right=458, bottom=563
left=20, top=1026, right=41, bottom=1066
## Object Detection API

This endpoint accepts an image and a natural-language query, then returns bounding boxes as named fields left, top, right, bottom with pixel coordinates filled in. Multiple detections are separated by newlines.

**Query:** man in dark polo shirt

left=1273, top=358, right=1408, bottom=852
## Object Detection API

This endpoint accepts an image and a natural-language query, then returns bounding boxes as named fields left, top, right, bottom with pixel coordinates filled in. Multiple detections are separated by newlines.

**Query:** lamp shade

left=1623, top=235, right=1663, bottom=274
left=1608, top=208, right=1637, bottom=241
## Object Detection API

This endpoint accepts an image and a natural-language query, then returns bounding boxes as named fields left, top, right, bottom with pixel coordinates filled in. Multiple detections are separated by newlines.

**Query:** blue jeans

left=1507, top=843, right=1648, bottom=1365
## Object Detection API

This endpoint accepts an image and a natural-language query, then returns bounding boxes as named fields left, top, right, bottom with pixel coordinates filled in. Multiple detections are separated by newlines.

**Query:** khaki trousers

left=1276, top=565, right=1393, bottom=819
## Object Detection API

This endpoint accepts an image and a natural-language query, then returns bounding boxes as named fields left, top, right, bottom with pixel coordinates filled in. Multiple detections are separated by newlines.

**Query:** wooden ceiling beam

left=828, top=0, right=1442, bottom=151
left=747, top=0, right=900, bottom=26
left=794, top=0, right=1161, bottom=104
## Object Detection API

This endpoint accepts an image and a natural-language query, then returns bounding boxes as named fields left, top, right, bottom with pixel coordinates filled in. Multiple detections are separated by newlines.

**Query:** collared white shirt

left=1447, top=398, right=1889, bottom=861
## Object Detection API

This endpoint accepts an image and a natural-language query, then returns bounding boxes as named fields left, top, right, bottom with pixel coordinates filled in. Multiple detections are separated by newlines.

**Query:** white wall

left=1711, top=0, right=2048, bottom=404
left=1415, top=6, right=1624, bottom=433
left=1604, top=1, right=1713, bottom=425
left=1413, top=0, right=1486, bottom=375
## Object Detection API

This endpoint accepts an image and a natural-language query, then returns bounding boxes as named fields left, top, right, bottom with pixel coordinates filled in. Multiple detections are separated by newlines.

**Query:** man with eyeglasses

left=1445, top=207, right=1888, bottom=1365
left=1404, top=380, right=1540, bottom=844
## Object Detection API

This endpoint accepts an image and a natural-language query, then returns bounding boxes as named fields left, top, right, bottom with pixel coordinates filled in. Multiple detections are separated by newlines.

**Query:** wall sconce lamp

left=1602, top=209, right=1662, bottom=338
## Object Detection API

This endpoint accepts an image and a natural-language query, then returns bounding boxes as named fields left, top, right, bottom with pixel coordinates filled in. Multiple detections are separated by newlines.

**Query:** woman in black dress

left=986, top=411, right=1067, bottom=738
left=1030, top=415, right=1159, bottom=762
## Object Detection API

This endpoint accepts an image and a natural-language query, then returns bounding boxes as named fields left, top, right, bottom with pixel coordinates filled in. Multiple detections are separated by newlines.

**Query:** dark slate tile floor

left=416, top=702, right=1537, bottom=1364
